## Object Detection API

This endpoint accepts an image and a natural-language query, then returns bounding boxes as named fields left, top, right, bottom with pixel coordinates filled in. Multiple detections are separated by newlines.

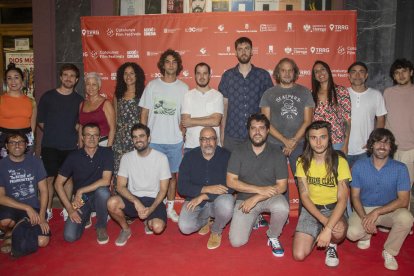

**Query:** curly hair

left=114, top=62, right=145, bottom=100
left=311, top=60, right=337, bottom=107
left=366, top=128, right=397, bottom=158
left=273, top=58, right=300, bottom=84
left=389, top=58, right=414, bottom=85
left=157, top=49, right=183, bottom=76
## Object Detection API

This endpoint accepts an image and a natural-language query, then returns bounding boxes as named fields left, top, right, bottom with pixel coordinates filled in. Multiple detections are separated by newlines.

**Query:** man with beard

left=178, top=127, right=234, bottom=249
left=182, top=63, right=224, bottom=153
left=191, top=0, right=206, bottom=12
left=293, top=121, right=351, bottom=267
left=260, top=58, right=315, bottom=203
left=384, top=59, right=414, bottom=187
left=227, top=113, right=289, bottom=257
left=347, top=128, right=413, bottom=271
left=37, top=64, right=83, bottom=221
left=107, top=123, right=171, bottom=246
left=219, top=37, right=273, bottom=152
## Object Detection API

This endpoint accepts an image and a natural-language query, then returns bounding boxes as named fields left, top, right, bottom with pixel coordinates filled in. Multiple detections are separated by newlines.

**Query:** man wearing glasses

left=55, top=123, right=113, bottom=245
left=178, top=127, right=234, bottom=249
left=0, top=132, right=50, bottom=255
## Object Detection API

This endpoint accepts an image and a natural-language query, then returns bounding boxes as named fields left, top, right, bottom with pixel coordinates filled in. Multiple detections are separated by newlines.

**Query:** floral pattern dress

left=112, top=97, right=141, bottom=175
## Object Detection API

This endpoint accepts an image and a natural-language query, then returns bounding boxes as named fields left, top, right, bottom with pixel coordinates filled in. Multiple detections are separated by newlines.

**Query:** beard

left=196, top=79, right=209, bottom=88
left=237, top=54, right=252, bottom=64
left=249, top=134, right=267, bottom=147
left=135, top=143, right=149, bottom=152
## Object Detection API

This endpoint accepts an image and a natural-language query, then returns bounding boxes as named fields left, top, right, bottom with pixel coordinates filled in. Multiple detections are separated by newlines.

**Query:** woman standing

left=311, top=60, right=351, bottom=154
left=0, top=63, right=36, bottom=158
left=78, top=72, right=115, bottom=147
left=112, top=62, right=145, bottom=176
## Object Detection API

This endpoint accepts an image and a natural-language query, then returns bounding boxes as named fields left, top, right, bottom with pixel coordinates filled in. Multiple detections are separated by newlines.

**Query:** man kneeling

left=0, top=132, right=50, bottom=255
left=293, top=121, right=351, bottom=267
left=107, top=123, right=170, bottom=246
left=178, top=127, right=234, bottom=249
left=347, top=128, right=413, bottom=271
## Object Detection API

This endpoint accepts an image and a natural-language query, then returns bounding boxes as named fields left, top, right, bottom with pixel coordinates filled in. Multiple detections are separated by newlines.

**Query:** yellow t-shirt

left=296, top=156, right=351, bottom=205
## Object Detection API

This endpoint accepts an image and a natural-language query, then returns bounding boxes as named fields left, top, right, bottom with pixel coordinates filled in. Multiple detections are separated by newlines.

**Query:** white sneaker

left=382, top=250, right=398, bottom=270
left=46, top=209, right=53, bottom=222
left=60, top=208, right=68, bottom=222
left=325, top=243, right=339, bottom=267
left=167, top=209, right=179, bottom=223
left=91, top=212, right=96, bottom=218
left=144, top=220, right=153, bottom=235
left=357, top=239, right=371, bottom=250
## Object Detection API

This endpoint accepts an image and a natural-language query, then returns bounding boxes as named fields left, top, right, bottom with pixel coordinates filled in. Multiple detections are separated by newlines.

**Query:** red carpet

left=1, top=207, right=413, bottom=275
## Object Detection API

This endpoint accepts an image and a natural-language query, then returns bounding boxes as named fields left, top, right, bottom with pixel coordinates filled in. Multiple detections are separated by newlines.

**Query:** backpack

left=11, top=218, right=39, bottom=258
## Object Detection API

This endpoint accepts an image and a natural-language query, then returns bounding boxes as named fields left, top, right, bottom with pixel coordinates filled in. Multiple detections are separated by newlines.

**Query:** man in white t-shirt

left=181, top=62, right=223, bottom=153
left=107, top=124, right=171, bottom=246
left=139, top=49, right=189, bottom=222
left=347, top=61, right=387, bottom=167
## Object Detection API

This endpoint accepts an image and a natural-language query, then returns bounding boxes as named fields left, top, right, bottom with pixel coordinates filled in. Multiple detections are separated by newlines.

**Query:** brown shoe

left=198, top=218, right=213, bottom=236
left=207, top=233, right=222, bottom=250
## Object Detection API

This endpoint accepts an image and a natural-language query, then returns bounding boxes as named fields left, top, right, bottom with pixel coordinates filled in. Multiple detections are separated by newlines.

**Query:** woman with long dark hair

left=311, top=60, right=351, bottom=154
left=112, top=62, right=145, bottom=176
left=0, top=63, right=36, bottom=158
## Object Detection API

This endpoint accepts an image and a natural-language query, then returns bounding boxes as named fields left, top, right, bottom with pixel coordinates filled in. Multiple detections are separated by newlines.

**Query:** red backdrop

left=81, top=11, right=356, bottom=216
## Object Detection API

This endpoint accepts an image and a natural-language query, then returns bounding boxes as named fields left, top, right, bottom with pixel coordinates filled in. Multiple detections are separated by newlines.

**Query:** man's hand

left=362, top=210, right=379, bottom=234
left=38, top=220, right=50, bottom=235
left=186, top=195, right=206, bottom=212
left=181, top=117, right=192, bottom=128
left=316, top=227, right=332, bottom=247
left=239, top=197, right=259, bottom=213
left=26, top=206, right=40, bottom=225
left=257, top=186, right=278, bottom=198
left=134, top=201, right=148, bottom=219
left=202, top=185, right=228, bottom=195
left=68, top=208, right=82, bottom=224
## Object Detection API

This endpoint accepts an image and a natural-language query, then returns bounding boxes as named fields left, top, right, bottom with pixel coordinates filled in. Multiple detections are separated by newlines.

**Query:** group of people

left=0, top=36, right=413, bottom=271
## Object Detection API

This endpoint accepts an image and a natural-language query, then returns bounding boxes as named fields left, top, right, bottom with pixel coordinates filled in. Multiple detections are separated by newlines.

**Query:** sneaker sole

left=97, top=238, right=109, bottom=245
left=325, top=261, right=339, bottom=267
left=115, top=233, right=131, bottom=246
left=272, top=252, right=284, bottom=257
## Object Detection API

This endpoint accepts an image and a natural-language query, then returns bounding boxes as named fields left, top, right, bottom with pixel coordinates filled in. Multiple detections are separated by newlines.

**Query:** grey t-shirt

left=227, top=141, right=288, bottom=200
left=260, top=84, right=314, bottom=145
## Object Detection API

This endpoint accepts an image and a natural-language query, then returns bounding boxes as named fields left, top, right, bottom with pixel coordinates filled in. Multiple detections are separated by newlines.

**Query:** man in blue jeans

left=178, top=127, right=234, bottom=249
left=55, top=123, right=113, bottom=244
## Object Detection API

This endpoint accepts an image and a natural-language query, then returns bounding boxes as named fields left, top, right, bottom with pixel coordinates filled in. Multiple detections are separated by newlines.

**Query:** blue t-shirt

left=0, top=155, right=47, bottom=209
left=59, top=147, right=114, bottom=196
left=219, top=64, right=273, bottom=140
left=351, top=157, right=411, bottom=206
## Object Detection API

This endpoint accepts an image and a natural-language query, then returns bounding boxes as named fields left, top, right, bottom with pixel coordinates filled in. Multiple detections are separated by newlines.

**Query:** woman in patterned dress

left=311, top=60, right=351, bottom=154
left=112, top=62, right=145, bottom=178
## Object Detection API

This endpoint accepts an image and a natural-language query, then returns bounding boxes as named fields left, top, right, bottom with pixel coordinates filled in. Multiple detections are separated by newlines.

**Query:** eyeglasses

left=7, top=140, right=26, bottom=147
left=83, top=134, right=100, bottom=139
left=199, top=137, right=217, bottom=143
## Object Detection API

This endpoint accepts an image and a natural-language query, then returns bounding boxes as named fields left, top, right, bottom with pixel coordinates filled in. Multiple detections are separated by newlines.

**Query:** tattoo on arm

left=298, top=178, right=308, bottom=194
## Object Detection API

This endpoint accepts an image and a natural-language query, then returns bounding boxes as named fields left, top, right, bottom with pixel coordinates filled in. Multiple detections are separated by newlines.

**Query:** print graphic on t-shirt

left=153, top=96, right=176, bottom=115
left=307, top=175, right=336, bottom=188
left=275, top=94, right=301, bottom=119
left=8, top=168, right=36, bottom=201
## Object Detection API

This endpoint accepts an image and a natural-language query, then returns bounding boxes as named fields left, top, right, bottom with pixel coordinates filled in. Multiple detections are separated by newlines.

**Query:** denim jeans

left=178, top=194, right=235, bottom=235
left=64, top=187, right=110, bottom=242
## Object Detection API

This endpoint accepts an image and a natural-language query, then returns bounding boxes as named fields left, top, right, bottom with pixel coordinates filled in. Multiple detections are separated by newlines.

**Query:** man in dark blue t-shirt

left=55, top=123, right=113, bottom=245
left=0, top=132, right=50, bottom=254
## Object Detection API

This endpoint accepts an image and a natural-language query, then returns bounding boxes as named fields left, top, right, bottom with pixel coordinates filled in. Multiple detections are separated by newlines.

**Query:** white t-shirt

left=181, top=88, right=224, bottom=148
left=139, top=78, right=188, bottom=144
left=348, top=87, right=387, bottom=155
left=118, top=149, right=171, bottom=198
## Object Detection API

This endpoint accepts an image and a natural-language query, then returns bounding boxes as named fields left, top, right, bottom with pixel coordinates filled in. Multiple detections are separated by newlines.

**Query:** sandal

left=0, top=237, right=12, bottom=254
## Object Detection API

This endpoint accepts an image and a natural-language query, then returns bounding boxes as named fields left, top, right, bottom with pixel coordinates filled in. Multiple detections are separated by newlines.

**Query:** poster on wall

left=81, top=11, right=356, bottom=214
left=4, top=51, right=35, bottom=99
